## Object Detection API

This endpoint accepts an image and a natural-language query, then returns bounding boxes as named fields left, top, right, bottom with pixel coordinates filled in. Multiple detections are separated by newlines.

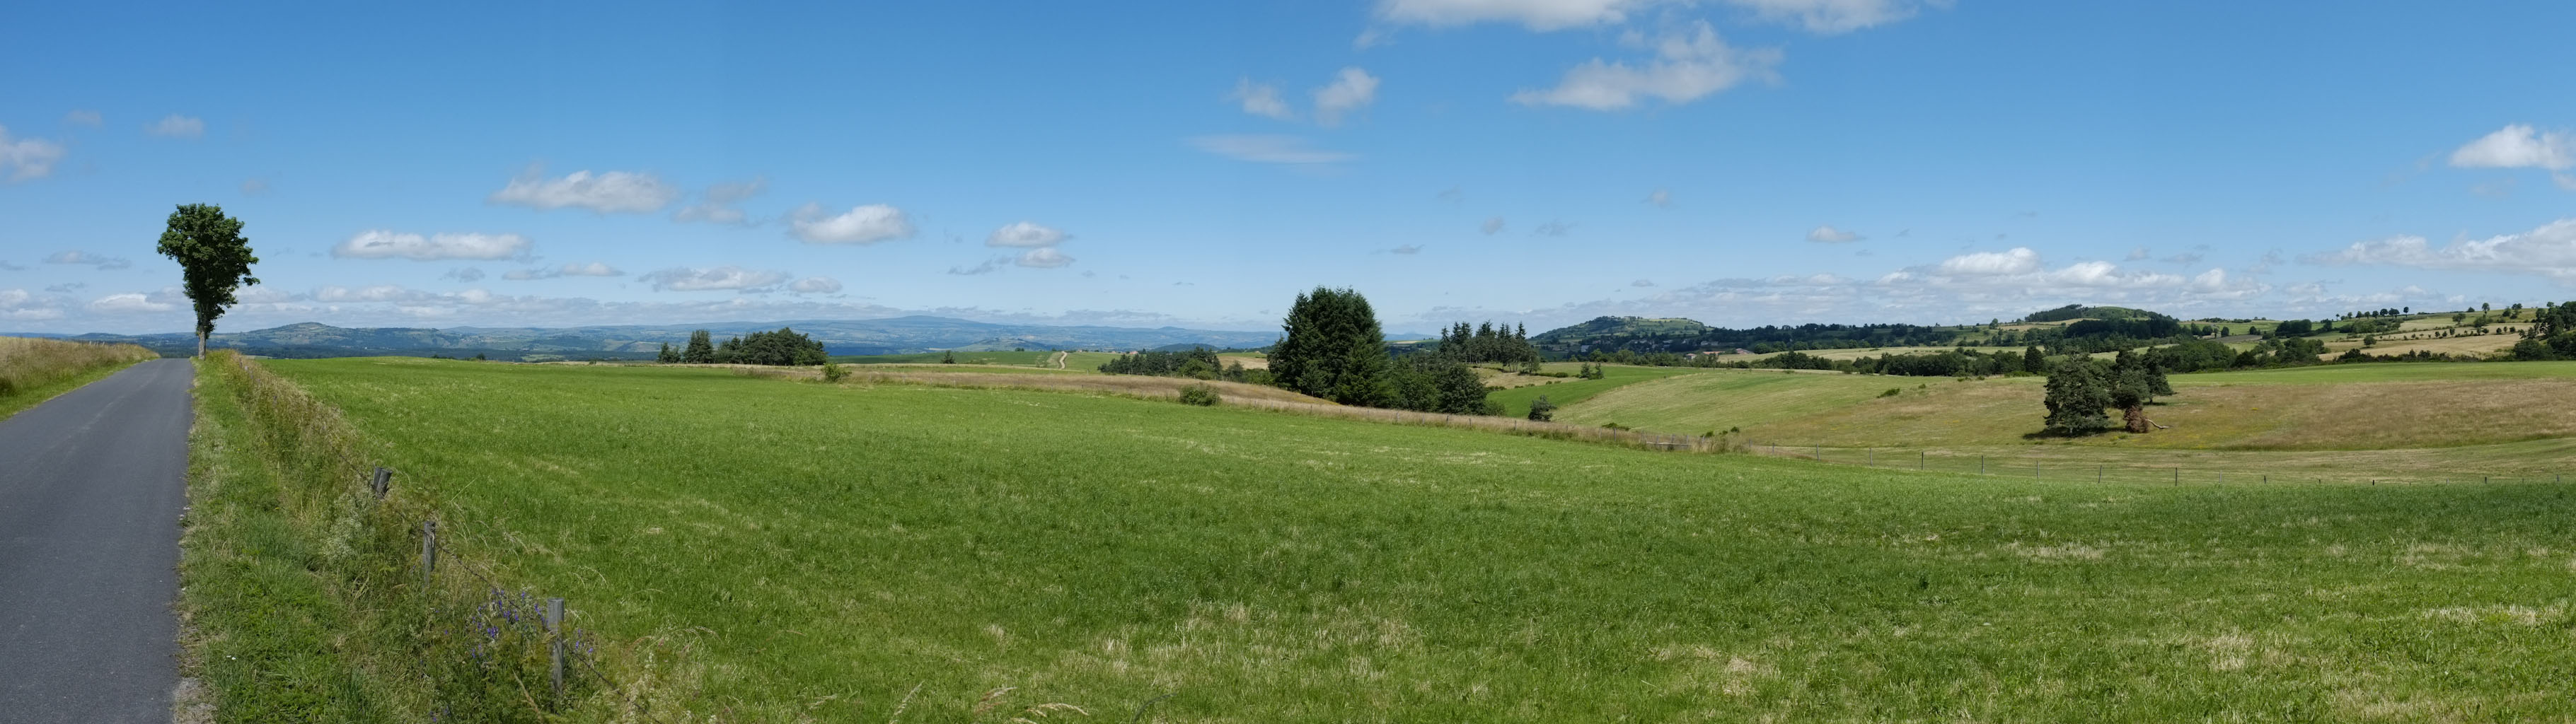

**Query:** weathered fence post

left=1919, top=450, right=1925, bottom=470
left=1868, top=449, right=1874, bottom=467
left=2173, top=467, right=2178, bottom=485
left=420, top=520, right=437, bottom=589
left=369, top=467, right=392, bottom=498
left=546, top=597, right=566, bottom=698
left=1978, top=455, right=1985, bottom=475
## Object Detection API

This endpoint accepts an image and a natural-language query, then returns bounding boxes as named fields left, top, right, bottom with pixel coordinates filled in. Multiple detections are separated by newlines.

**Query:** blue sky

left=5, top=1, right=2574, bottom=335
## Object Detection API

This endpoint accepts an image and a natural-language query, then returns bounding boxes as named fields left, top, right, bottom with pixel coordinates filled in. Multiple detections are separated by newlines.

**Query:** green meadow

left=1482, top=363, right=1709, bottom=419
left=830, top=349, right=1119, bottom=370
left=250, top=356, right=2576, bottom=722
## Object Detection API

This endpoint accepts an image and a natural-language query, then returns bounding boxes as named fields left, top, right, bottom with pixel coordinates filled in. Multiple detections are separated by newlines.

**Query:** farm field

left=255, top=356, right=2576, bottom=721
left=831, top=350, right=1117, bottom=370
left=1482, top=363, right=1710, bottom=418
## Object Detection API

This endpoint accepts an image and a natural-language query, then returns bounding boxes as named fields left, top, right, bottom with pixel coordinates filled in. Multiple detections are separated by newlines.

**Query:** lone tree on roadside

left=2041, top=357, right=2112, bottom=435
left=153, top=204, right=259, bottom=358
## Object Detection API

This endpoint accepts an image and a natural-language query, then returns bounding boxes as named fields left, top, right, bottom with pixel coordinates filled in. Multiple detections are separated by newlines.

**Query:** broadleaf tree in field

left=2041, top=357, right=2112, bottom=436
left=153, top=204, right=260, bottom=358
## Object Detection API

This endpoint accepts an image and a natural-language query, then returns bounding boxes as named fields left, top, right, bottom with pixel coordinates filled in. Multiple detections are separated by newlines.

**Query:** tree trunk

left=197, top=332, right=207, bottom=358
left=2122, top=404, right=2150, bottom=433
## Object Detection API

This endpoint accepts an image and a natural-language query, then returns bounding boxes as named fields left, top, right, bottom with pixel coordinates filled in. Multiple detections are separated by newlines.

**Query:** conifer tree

left=682, top=330, right=717, bottom=363
left=1272, top=286, right=1391, bottom=406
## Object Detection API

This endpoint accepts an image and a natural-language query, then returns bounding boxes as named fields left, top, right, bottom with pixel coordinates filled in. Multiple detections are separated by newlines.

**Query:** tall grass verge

left=0, top=336, right=156, bottom=418
left=183, top=351, right=672, bottom=722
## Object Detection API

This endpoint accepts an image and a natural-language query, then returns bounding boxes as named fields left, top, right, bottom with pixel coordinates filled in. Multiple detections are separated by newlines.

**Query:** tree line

left=657, top=327, right=827, bottom=366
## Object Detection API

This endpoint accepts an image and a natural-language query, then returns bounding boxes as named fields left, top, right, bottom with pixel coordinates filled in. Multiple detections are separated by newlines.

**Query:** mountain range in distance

left=22, top=316, right=1351, bottom=361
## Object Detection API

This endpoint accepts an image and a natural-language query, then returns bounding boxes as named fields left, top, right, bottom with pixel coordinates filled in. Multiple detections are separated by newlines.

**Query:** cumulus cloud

left=2449, top=124, right=2572, bottom=170
left=45, top=250, right=133, bottom=269
left=1722, top=0, right=1943, bottom=34
left=789, top=276, right=843, bottom=294
left=1806, top=225, right=1863, bottom=243
left=332, top=230, right=533, bottom=261
left=986, top=221, right=1069, bottom=247
left=1373, top=0, right=1650, bottom=30
left=88, top=292, right=175, bottom=313
left=2306, top=218, right=2576, bottom=279
left=1015, top=247, right=1075, bottom=269
left=489, top=166, right=680, bottom=214
left=672, top=177, right=768, bottom=224
left=1187, top=134, right=1356, bottom=165
left=1, top=126, right=68, bottom=182
left=789, top=203, right=915, bottom=244
left=147, top=115, right=204, bottom=139
left=949, top=258, right=1005, bottom=276
left=1312, top=68, right=1380, bottom=126
left=640, top=266, right=793, bottom=292
left=1481, top=216, right=1506, bottom=235
left=63, top=110, right=102, bottom=126
left=504, top=262, right=623, bottom=280
left=1631, top=279, right=1655, bottom=287
left=1, top=288, right=65, bottom=320
left=442, top=267, right=486, bottom=282
left=1511, top=21, right=1780, bottom=110
left=1231, top=78, right=1294, bottom=121
left=1935, top=247, right=2041, bottom=276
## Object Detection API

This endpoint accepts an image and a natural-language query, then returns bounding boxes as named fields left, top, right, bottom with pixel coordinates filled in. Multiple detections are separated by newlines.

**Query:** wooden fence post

left=546, top=597, right=566, bottom=698
left=369, top=467, right=392, bottom=498
left=420, top=520, right=437, bottom=589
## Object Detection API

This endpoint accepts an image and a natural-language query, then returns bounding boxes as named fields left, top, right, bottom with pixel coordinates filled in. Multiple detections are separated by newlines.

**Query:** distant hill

left=47, top=316, right=1287, bottom=361
left=2021, top=305, right=2157, bottom=323
left=1532, top=306, right=2197, bottom=358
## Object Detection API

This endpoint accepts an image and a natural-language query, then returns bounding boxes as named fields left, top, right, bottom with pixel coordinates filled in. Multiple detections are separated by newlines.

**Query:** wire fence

left=1748, top=443, right=2570, bottom=486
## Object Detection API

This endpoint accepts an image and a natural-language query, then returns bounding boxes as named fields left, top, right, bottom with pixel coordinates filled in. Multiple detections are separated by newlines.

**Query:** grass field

left=0, top=336, right=158, bottom=419
left=1482, top=363, right=1709, bottom=419
left=246, top=356, right=2576, bottom=721
left=831, top=350, right=1119, bottom=370
left=1552, top=368, right=1930, bottom=433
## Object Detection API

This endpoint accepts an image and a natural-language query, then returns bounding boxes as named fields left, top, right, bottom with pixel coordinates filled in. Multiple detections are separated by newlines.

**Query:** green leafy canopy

left=154, top=203, right=260, bottom=339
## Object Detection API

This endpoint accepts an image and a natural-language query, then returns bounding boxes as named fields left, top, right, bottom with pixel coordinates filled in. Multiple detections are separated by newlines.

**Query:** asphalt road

left=0, top=358, right=192, bottom=723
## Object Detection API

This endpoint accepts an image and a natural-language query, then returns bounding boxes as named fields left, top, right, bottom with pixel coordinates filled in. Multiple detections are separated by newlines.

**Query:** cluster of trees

left=1434, top=322, right=1540, bottom=365
left=659, top=327, right=827, bottom=366
left=1272, top=287, right=1497, bottom=415
left=1099, top=347, right=1266, bottom=383
left=2041, top=350, right=2176, bottom=436
left=2510, top=301, right=2576, bottom=360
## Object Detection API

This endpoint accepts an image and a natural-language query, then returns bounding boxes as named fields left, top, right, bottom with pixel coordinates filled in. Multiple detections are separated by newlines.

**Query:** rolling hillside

left=44, top=317, right=1286, bottom=360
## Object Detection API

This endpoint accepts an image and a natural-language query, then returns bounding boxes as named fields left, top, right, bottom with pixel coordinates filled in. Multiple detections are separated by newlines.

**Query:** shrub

left=821, top=362, right=848, bottom=383
left=1527, top=395, right=1556, bottom=421
left=1880, top=387, right=1900, bottom=397
left=1177, top=383, right=1221, bottom=406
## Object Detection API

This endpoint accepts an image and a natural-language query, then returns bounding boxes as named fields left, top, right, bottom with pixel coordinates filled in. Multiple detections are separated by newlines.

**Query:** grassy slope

left=267, top=356, right=2576, bottom=721
left=1553, top=368, right=1921, bottom=433
left=1483, top=363, right=1706, bottom=419
left=835, top=350, right=1119, bottom=371
left=0, top=337, right=158, bottom=419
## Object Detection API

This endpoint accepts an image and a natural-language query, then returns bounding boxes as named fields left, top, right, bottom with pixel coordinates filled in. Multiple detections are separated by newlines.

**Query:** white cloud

left=1, top=126, right=68, bottom=182
left=1374, top=0, right=1651, bottom=30
left=2125, top=246, right=2151, bottom=261
left=1806, top=225, right=1863, bottom=243
left=1722, top=0, right=1941, bottom=34
left=1312, top=68, right=1380, bottom=126
left=789, top=203, right=915, bottom=244
left=504, top=262, right=623, bottom=280
left=1015, top=247, right=1075, bottom=269
left=63, top=110, right=102, bottom=126
left=1937, top=247, right=2041, bottom=276
left=2449, top=124, right=2572, bottom=170
left=88, top=293, right=175, bottom=313
left=1481, top=216, right=1506, bottom=235
left=1187, top=135, right=1356, bottom=165
left=789, top=276, right=843, bottom=294
left=442, top=267, right=486, bottom=282
left=1231, top=79, right=1294, bottom=121
left=332, top=230, right=533, bottom=261
left=672, top=177, right=768, bottom=224
left=489, top=167, right=680, bottom=214
left=147, top=115, right=204, bottom=139
left=2306, top=218, right=2576, bottom=279
left=1646, top=189, right=1670, bottom=207
left=1, top=288, right=65, bottom=320
left=1631, top=279, right=1655, bottom=287
left=986, top=221, right=1069, bottom=247
left=641, top=266, right=794, bottom=291
left=44, top=250, right=132, bottom=269
left=1511, top=22, right=1781, bottom=110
